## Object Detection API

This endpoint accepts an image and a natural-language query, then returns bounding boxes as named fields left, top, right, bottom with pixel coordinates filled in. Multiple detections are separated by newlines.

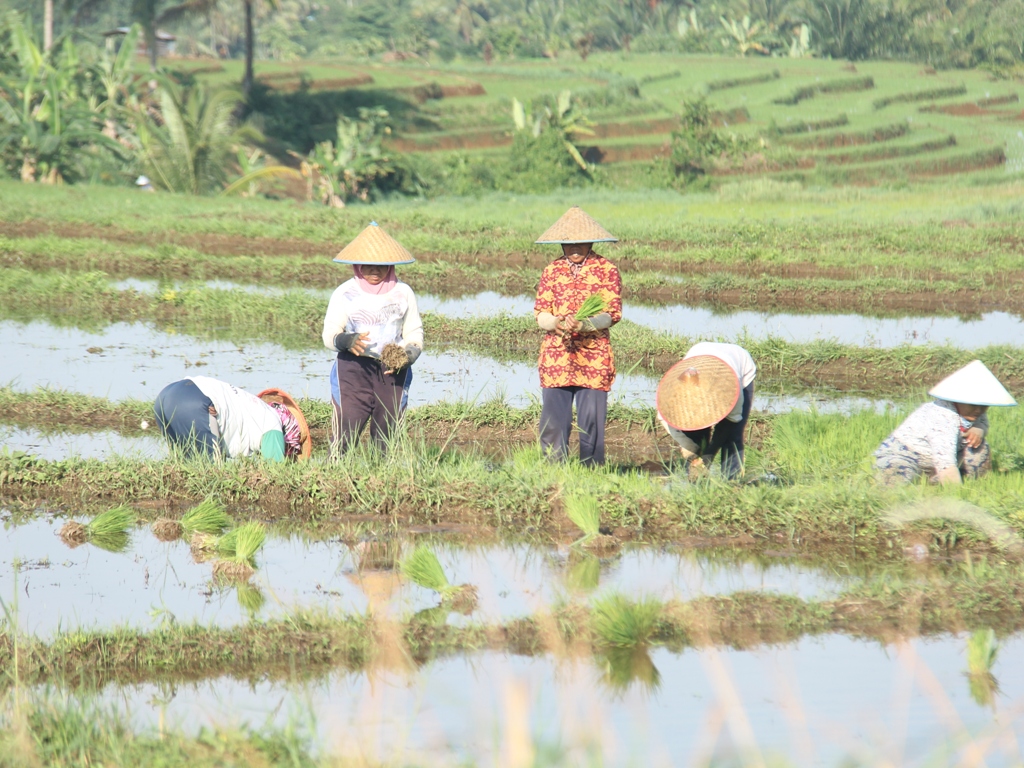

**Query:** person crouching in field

left=874, top=360, right=1016, bottom=485
left=153, top=377, right=310, bottom=462
left=533, top=206, right=622, bottom=466
left=656, top=342, right=757, bottom=480
left=322, top=222, right=423, bottom=457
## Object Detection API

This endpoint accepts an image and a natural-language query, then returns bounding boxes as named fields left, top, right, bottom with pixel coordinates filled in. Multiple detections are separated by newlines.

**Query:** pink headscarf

left=267, top=401, right=302, bottom=458
left=353, top=265, right=398, bottom=295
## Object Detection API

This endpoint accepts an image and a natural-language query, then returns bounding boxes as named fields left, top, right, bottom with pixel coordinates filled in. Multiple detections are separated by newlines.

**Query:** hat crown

left=334, top=223, right=415, bottom=265
left=656, top=355, right=741, bottom=431
left=928, top=360, right=1017, bottom=407
left=535, top=206, right=618, bottom=244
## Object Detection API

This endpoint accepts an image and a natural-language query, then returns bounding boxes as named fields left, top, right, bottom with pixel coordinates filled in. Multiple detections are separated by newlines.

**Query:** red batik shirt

left=533, top=254, right=623, bottom=391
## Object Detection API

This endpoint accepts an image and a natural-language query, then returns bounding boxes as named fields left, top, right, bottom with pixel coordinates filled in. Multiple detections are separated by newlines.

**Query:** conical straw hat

left=535, top=206, right=618, bottom=244
left=928, top=360, right=1017, bottom=407
left=333, top=222, right=415, bottom=265
left=258, top=387, right=313, bottom=460
left=656, top=356, right=741, bottom=431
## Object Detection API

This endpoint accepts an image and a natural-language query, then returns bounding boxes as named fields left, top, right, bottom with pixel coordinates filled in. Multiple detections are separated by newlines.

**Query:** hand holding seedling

left=965, top=426, right=984, bottom=448
left=555, top=315, right=582, bottom=336
left=350, top=333, right=371, bottom=356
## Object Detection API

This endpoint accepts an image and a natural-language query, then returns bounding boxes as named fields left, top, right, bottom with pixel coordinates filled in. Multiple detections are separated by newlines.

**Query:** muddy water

left=0, top=319, right=895, bottom=413
left=0, top=425, right=165, bottom=461
left=0, top=517, right=855, bottom=637
left=79, top=634, right=1024, bottom=765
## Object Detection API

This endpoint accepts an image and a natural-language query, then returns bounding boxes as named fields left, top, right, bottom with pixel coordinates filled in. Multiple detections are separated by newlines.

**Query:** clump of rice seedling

left=189, top=532, right=218, bottom=562
left=151, top=518, right=183, bottom=542
left=60, top=506, right=134, bottom=552
left=966, top=628, right=999, bottom=707
left=565, top=493, right=617, bottom=550
left=235, top=582, right=266, bottom=613
left=181, top=498, right=231, bottom=536
left=599, top=645, right=662, bottom=695
left=591, top=594, right=663, bottom=648
left=399, top=545, right=477, bottom=612
left=574, top=293, right=608, bottom=321
left=380, top=343, right=410, bottom=372
left=212, top=521, right=266, bottom=581
left=566, top=554, right=601, bottom=592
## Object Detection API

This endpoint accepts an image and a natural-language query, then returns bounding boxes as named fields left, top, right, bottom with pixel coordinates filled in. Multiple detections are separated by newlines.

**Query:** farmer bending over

left=153, top=376, right=310, bottom=461
left=657, top=342, right=757, bottom=480
left=874, top=360, right=1015, bottom=485
left=534, top=206, right=622, bottom=466
left=322, top=222, right=423, bottom=457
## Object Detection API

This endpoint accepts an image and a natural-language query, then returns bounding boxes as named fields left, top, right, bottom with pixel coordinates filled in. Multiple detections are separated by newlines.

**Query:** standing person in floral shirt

left=533, top=206, right=623, bottom=466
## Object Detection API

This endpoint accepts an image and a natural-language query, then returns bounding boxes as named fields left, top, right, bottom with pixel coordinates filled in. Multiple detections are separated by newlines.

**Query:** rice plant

left=574, top=293, right=608, bottom=321
left=216, top=522, right=267, bottom=562
left=399, top=546, right=455, bottom=597
left=599, top=645, right=662, bottom=695
left=566, top=555, right=601, bottom=592
left=966, top=628, right=1000, bottom=707
left=59, top=506, right=135, bottom=552
left=591, top=594, right=663, bottom=648
left=565, top=493, right=601, bottom=542
left=181, top=498, right=232, bottom=535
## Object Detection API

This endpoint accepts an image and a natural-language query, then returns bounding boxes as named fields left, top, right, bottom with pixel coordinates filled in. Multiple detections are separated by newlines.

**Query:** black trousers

left=539, top=386, right=608, bottom=466
left=682, top=382, right=754, bottom=479
left=153, top=379, right=220, bottom=458
left=331, top=352, right=405, bottom=455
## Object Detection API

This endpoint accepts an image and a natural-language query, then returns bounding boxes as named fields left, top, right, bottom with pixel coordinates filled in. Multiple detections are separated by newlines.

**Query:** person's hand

left=556, top=316, right=582, bottom=336
left=965, top=426, right=984, bottom=449
left=350, top=332, right=371, bottom=356
left=687, top=457, right=707, bottom=482
left=208, top=405, right=217, bottom=416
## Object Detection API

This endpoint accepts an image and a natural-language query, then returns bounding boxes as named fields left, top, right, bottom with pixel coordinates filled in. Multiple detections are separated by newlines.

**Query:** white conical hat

left=928, top=360, right=1017, bottom=406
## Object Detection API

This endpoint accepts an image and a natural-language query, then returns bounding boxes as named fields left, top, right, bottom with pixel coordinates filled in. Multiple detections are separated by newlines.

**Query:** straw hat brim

left=928, top=359, right=1017, bottom=407
left=656, top=356, right=740, bottom=431
left=334, top=222, right=416, bottom=266
left=258, top=387, right=312, bottom=460
left=535, top=206, right=618, bottom=244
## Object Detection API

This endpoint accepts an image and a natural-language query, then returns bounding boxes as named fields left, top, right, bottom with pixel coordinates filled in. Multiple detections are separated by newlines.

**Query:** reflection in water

left=966, top=628, right=1000, bottom=708
left=599, top=645, right=662, bottom=696
left=566, top=554, right=602, bottom=594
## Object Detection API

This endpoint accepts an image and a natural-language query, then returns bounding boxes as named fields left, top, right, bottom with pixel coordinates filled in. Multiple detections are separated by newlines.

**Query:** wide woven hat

left=333, top=222, right=416, bottom=265
left=535, top=206, right=618, bottom=244
left=928, top=360, right=1017, bottom=407
left=257, top=387, right=312, bottom=460
left=657, top=356, right=741, bottom=431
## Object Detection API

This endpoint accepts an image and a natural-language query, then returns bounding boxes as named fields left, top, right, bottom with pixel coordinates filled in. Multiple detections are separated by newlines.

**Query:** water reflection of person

left=657, top=342, right=757, bottom=481
left=322, top=222, right=423, bottom=456
left=533, top=206, right=622, bottom=466
left=874, top=360, right=1016, bottom=485
left=152, top=376, right=310, bottom=461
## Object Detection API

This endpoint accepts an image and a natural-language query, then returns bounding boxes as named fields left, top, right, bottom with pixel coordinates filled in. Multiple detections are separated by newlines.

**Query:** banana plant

left=511, top=90, right=594, bottom=170
left=789, top=23, right=811, bottom=57
left=719, top=15, right=770, bottom=56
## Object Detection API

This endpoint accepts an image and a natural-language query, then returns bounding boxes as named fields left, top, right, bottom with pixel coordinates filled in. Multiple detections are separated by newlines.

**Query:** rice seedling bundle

left=213, top=559, right=256, bottom=582
left=181, top=498, right=232, bottom=535
left=216, top=522, right=267, bottom=562
left=189, top=532, right=218, bottom=562
left=236, top=582, right=266, bottom=613
left=591, top=594, right=663, bottom=648
left=399, top=546, right=454, bottom=595
left=380, top=343, right=410, bottom=371
left=565, top=493, right=601, bottom=540
left=574, top=294, right=608, bottom=321
left=58, top=521, right=87, bottom=546
left=86, top=506, right=134, bottom=537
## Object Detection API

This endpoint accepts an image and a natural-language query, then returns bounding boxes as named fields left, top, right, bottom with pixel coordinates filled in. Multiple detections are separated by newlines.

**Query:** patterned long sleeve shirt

left=533, top=254, right=622, bottom=391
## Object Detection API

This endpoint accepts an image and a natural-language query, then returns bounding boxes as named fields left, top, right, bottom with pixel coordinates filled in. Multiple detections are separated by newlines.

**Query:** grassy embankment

left=2, top=268, right=1023, bottom=396
left=4, top=398, right=1024, bottom=549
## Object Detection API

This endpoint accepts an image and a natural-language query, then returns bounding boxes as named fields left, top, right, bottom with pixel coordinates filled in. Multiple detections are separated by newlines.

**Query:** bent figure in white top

left=874, top=360, right=1016, bottom=485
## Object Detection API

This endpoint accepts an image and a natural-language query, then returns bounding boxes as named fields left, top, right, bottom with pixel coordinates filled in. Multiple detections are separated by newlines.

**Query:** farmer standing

left=153, top=377, right=310, bottom=461
left=533, top=206, right=622, bottom=466
left=322, top=222, right=423, bottom=456
left=874, top=360, right=1015, bottom=484
left=656, top=342, right=757, bottom=480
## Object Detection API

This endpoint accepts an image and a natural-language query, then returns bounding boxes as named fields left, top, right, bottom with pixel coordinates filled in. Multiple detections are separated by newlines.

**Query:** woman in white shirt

left=874, top=360, right=1015, bottom=484
left=656, top=342, right=757, bottom=480
left=153, top=376, right=309, bottom=461
left=322, top=223, right=424, bottom=456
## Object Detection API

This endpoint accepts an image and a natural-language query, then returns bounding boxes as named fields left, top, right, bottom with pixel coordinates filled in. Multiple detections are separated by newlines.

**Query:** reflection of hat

left=929, top=360, right=1017, bottom=407
left=656, top=356, right=740, bottom=431
left=333, top=222, right=415, bottom=265
left=535, top=206, right=618, bottom=244
left=257, top=388, right=312, bottom=459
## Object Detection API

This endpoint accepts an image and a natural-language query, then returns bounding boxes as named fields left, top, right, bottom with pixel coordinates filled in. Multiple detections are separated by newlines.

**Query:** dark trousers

left=330, top=353, right=405, bottom=455
left=539, top=386, right=608, bottom=466
left=682, top=382, right=754, bottom=479
left=153, top=379, right=220, bottom=459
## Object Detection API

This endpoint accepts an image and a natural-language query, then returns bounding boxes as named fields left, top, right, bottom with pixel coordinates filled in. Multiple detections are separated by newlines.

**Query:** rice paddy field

left=6, top=51, right=1024, bottom=766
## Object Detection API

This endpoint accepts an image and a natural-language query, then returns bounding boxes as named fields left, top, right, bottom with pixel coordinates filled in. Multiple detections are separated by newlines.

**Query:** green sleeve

left=260, top=431, right=286, bottom=462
